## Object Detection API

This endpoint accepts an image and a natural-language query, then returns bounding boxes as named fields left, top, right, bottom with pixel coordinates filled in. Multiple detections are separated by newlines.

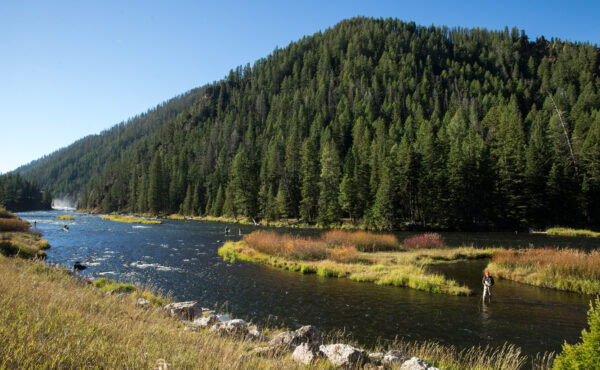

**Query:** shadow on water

left=18, top=210, right=595, bottom=356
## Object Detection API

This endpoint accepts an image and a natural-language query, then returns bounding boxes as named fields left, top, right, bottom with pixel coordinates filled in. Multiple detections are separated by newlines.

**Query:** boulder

left=383, top=350, right=404, bottom=367
left=319, top=343, right=366, bottom=367
left=163, top=301, right=203, bottom=321
left=269, top=331, right=296, bottom=348
left=368, top=352, right=384, bottom=364
left=269, top=325, right=322, bottom=348
left=136, top=298, right=151, bottom=309
left=291, top=343, right=319, bottom=365
left=184, top=325, right=199, bottom=332
left=400, top=357, right=439, bottom=370
left=192, top=314, right=220, bottom=328
left=210, top=318, right=248, bottom=336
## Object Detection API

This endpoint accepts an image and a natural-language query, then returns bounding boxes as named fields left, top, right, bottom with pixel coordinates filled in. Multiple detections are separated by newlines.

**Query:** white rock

left=383, top=349, right=404, bottom=366
left=193, top=314, right=220, bottom=328
left=400, top=357, right=439, bottom=370
left=210, top=318, right=248, bottom=336
left=292, top=343, right=318, bottom=365
left=163, top=300, right=203, bottom=321
left=319, top=343, right=366, bottom=367
left=136, top=298, right=151, bottom=308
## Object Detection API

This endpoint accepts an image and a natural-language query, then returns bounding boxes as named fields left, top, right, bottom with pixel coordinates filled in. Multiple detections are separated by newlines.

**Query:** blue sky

left=1, top=0, right=598, bottom=174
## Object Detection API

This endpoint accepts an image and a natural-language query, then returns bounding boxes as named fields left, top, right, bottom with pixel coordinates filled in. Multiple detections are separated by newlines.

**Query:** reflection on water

left=18, top=210, right=595, bottom=356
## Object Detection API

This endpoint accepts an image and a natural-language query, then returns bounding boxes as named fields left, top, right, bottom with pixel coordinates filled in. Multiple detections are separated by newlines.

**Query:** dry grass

left=243, top=231, right=327, bottom=260
left=56, top=215, right=74, bottom=220
left=546, top=227, right=600, bottom=238
left=402, top=233, right=446, bottom=249
left=327, top=245, right=361, bottom=263
left=0, top=218, right=30, bottom=232
left=102, top=215, right=162, bottom=224
left=0, top=232, right=50, bottom=258
left=488, top=248, right=600, bottom=294
left=322, top=230, right=400, bottom=251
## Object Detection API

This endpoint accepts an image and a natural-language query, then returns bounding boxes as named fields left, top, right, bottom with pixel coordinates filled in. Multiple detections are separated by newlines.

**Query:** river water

left=19, top=210, right=599, bottom=356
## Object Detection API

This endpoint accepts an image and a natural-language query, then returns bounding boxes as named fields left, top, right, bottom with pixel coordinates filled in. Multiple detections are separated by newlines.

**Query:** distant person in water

left=482, top=270, right=494, bottom=303
left=33, top=221, right=37, bottom=229
left=225, top=226, right=230, bottom=235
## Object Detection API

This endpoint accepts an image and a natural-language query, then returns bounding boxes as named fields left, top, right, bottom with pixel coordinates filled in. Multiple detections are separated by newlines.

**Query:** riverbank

left=0, top=254, right=555, bottom=369
left=546, top=227, right=600, bottom=238
left=219, top=231, right=499, bottom=295
left=486, top=248, right=600, bottom=295
left=0, top=207, right=50, bottom=258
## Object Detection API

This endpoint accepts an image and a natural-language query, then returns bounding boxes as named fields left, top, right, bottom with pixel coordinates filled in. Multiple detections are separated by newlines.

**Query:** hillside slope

left=26, top=17, right=600, bottom=229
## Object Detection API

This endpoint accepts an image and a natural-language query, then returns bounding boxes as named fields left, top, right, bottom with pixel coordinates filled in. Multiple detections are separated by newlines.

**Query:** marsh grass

left=56, top=215, right=74, bottom=220
left=0, top=232, right=50, bottom=258
left=546, top=227, right=600, bottom=238
left=102, top=215, right=162, bottom=224
left=0, top=217, right=30, bottom=232
left=322, top=230, right=400, bottom=251
left=488, top=248, right=600, bottom=294
left=243, top=231, right=328, bottom=260
left=218, top=241, right=489, bottom=295
left=402, top=233, right=446, bottom=249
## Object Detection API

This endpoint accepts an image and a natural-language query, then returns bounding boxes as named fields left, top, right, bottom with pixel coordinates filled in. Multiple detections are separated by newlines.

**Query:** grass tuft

left=546, top=227, right=600, bottom=238
left=402, top=233, right=446, bottom=249
left=102, top=215, right=162, bottom=224
left=322, top=230, right=400, bottom=251
left=56, top=215, right=74, bottom=220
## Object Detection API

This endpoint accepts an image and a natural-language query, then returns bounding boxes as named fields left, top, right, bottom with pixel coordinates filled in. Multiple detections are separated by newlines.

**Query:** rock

left=383, top=350, right=404, bottom=366
left=184, top=325, right=199, bottom=332
left=400, top=357, right=439, bottom=370
left=248, top=328, right=267, bottom=342
left=193, top=314, right=220, bottom=328
left=210, top=318, right=248, bottom=336
left=163, top=301, right=203, bottom=321
left=319, top=343, right=366, bottom=367
left=136, top=298, right=151, bottom=308
left=269, top=325, right=322, bottom=348
left=368, top=352, right=384, bottom=364
left=291, top=343, right=319, bottom=365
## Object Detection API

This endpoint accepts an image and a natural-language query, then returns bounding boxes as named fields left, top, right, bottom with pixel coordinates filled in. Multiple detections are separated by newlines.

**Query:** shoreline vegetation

left=0, top=254, right=555, bottom=369
left=57, top=215, right=74, bottom=220
left=101, top=215, right=162, bottom=225
left=219, top=231, right=499, bottom=296
left=0, top=206, right=50, bottom=258
left=545, top=227, right=600, bottom=238
left=486, top=248, right=600, bottom=295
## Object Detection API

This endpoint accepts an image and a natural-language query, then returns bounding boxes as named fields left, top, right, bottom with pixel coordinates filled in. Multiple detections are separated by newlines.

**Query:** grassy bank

left=57, top=215, right=74, bottom=220
left=546, top=227, right=600, bottom=238
left=486, top=248, right=600, bottom=294
left=0, top=206, right=50, bottom=258
left=102, top=215, right=162, bottom=224
left=0, top=255, right=552, bottom=369
left=219, top=231, right=499, bottom=295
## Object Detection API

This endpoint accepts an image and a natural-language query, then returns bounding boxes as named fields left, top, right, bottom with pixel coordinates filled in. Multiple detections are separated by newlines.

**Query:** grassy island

left=57, top=215, right=74, bottom=220
left=546, top=227, right=600, bottom=238
left=0, top=206, right=50, bottom=258
left=486, top=248, right=600, bottom=295
left=219, top=231, right=498, bottom=296
left=102, top=215, right=162, bottom=224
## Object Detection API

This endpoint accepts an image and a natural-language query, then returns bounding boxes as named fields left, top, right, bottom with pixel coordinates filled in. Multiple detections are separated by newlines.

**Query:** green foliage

left=0, top=173, right=51, bottom=212
left=17, top=17, right=600, bottom=230
left=553, top=297, right=600, bottom=369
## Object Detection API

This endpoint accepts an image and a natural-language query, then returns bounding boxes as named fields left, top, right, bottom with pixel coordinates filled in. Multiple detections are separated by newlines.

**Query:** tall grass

left=489, top=248, right=600, bottom=294
left=243, top=231, right=327, bottom=260
left=546, top=227, right=600, bottom=238
left=57, top=215, right=74, bottom=220
left=322, top=230, right=399, bottom=251
left=102, top=215, right=162, bottom=224
left=402, top=233, right=446, bottom=249
left=0, top=218, right=30, bottom=232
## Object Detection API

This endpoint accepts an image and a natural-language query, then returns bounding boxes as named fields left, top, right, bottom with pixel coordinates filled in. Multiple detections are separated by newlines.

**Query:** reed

left=322, top=230, right=400, bottom=251
left=546, top=227, right=600, bottom=238
left=243, top=231, right=327, bottom=260
left=402, top=233, right=446, bottom=249
left=488, top=248, right=600, bottom=294
left=56, top=215, right=74, bottom=220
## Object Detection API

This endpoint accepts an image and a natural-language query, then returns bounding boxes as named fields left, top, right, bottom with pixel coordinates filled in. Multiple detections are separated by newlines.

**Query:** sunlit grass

left=322, top=230, right=400, bottom=251
left=487, top=248, right=600, bottom=294
left=546, top=227, right=600, bottom=238
left=102, top=215, right=162, bottom=224
left=402, top=233, right=446, bottom=249
left=56, top=215, right=74, bottom=220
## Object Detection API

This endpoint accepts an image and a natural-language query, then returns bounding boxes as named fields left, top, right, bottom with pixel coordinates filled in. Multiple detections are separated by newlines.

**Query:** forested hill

left=50, top=18, right=600, bottom=229
left=15, top=87, right=206, bottom=196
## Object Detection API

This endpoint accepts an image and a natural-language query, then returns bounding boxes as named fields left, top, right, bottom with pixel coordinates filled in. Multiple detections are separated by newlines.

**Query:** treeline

left=73, top=17, right=599, bottom=229
left=0, top=174, right=52, bottom=212
left=16, top=87, right=207, bottom=196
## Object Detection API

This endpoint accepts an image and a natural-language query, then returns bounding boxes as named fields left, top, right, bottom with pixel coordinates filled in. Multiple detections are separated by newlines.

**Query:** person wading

left=482, top=270, right=494, bottom=303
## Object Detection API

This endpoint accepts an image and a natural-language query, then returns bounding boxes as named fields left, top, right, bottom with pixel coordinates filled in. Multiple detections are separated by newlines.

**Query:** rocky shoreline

left=159, top=300, right=439, bottom=369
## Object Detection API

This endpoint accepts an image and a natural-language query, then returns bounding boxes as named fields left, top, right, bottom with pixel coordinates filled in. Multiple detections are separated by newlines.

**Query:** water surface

left=19, top=210, right=596, bottom=356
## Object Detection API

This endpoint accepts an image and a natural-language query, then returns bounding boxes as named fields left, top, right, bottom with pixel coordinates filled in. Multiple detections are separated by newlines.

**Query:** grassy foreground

left=219, top=231, right=499, bottom=295
left=102, top=215, right=162, bottom=224
left=546, top=227, right=600, bottom=238
left=0, top=255, right=551, bottom=369
left=487, top=248, right=600, bottom=294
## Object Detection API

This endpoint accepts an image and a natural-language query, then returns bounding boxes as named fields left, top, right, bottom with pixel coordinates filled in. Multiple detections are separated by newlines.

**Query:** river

left=19, top=210, right=599, bottom=357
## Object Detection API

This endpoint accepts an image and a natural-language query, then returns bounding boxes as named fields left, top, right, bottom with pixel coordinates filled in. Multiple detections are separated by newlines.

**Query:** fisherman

left=224, top=226, right=230, bottom=235
left=482, top=270, right=495, bottom=303
left=33, top=221, right=37, bottom=229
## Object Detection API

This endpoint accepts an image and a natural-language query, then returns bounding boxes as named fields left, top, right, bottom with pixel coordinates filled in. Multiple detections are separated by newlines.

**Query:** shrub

left=322, top=230, right=399, bottom=251
left=243, top=231, right=327, bottom=260
left=402, top=233, right=445, bottom=249
left=553, top=297, right=600, bottom=369
left=327, top=245, right=360, bottom=263
left=0, top=218, right=30, bottom=232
